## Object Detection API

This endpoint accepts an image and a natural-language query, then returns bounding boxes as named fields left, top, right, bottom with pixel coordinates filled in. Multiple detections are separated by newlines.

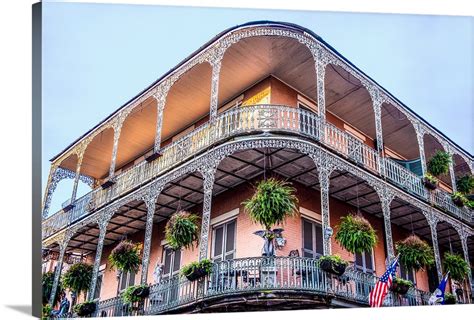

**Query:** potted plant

left=165, top=211, right=200, bottom=250
left=61, top=262, right=93, bottom=301
left=180, top=259, right=213, bottom=281
left=42, top=271, right=61, bottom=306
left=444, top=292, right=456, bottom=305
left=121, top=284, right=150, bottom=305
left=73, top=301, right=97, bottom=317
left=108, top=240, right=142, bottom=278
left=396, top=235, right=435, bottom=271
left=319, top=255, right=348, bottom=276
left=451, top=191, right=468, bottom=207
left=390, top=277, right=413, bottom=295
left=424, top=151, right=452, bottom=190
left=443, top=252, right=469, bottom=283
left=423, top=173, right=439, bottom=190
left=335, top=214, right=378, bottom=255
left=242, top=178, right=298, bottom=257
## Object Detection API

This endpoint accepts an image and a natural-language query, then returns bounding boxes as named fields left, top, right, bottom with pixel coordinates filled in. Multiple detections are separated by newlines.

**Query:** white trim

left=99, top=264, right=106, bottom=272
left=160, top=239, right=168, bottom=246
left=299, top=207, right=322, bottom=222
left=210, top=208, right=239, bottom=226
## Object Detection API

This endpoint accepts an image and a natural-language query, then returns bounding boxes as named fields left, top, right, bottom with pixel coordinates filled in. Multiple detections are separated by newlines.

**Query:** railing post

left=42, top=164, right=59, bottom=218
left=209, top=56, right=222, bottom=122
left=371, top=92, right=385, bottom=176
left=49, top=233, right=71, bottom=306
left=318, top=165, right=332, bottom=256
left=88, top=212, right=110, bottom=300
left=379, top=188, right=395, bottom=262
left=108, top=119, right=122, bottom=180
left=70, top=151, right=85, bottom=205
left=446, top=147, right=457, bottom=193
left=140, top=186, right=162, bottom=284
left=460, top=229, right=472, bottom=300
left=427, top=212, right=443, bottom=282
left=414, top=123, right=427, bottom=176
left=198, top=166, right=216, bottom=261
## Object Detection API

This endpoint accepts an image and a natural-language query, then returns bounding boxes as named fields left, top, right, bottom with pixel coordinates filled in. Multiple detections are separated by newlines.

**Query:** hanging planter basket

left=73, top=301, right=97, bottom=317
left=122, top=284, right=150, bottom=305
left=444, top=293, right=456, bottom=305
left=165, top=211, right=200, bottom=250
left=335, top=214, right=378, bottom=255
left=451, top=192, right=467, bottom=208
left=319, top=255, right=348, bottom=276
left=395, top=235, right=435, bottom=272
left=423, top=175, right=438, bottom=190
left=181, top=259, right=213, bottom=281
left=443, top=252, right=470, bottom=283
left=390, top=278, right=413, bottom=296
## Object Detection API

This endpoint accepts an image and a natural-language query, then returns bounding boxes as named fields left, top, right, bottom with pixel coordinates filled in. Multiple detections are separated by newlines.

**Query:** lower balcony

left=63, top=256, right=431, bottom=317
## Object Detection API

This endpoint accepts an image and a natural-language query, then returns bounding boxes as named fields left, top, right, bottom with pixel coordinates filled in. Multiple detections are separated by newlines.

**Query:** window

left=162, top=246, right=181, bottom=278
left=212, top=219, right=236, bottom=261
left=302, top=218, right=323, bottom=259
left=355, top=250, right=374, bottom=273
left=399, top=264, right=415, bottom=283
left=119, top=271, right=136, bottom=292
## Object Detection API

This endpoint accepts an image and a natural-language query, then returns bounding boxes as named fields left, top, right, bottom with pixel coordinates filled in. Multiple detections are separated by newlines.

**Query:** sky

left=42, top=3, right=473, bottom=213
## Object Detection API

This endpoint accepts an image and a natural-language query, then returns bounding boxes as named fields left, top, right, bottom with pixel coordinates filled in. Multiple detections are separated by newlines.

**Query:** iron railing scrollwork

left=67, top=257, right=432, bottom=317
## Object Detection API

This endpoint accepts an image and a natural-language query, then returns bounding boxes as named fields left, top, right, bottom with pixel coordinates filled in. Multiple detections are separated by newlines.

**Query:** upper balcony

left=42, top=22, right=473, bottom=240
left=43, top=103, right=473, bottom=239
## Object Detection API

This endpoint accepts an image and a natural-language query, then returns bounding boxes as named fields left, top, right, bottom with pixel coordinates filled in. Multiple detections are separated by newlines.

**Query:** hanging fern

left=443, top=252, right=470, bottom=283
left=427, top=150, right=452, bottom=177
left=108, top=240, right=142, bottom=274
left=456, top=175, right=474, bottom=195
left=242, top=178, right=298, bottom=231
left=396, top=235, right=434, bottom=271
left=61, top=262, right=93, bottom=300
left=165, top=211, right=200, bottom=250
left=335, top=214, right=378, bottom=254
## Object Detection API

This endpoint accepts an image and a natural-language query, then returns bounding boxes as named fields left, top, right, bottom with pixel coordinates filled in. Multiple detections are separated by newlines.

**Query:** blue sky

left=42, top=3, right=473, bottom=213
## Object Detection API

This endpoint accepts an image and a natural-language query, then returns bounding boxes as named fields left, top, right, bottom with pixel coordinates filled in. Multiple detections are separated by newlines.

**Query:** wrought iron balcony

left=61, top=256, right=431, bottom=317
left=42, top=105, right=473, bottom=239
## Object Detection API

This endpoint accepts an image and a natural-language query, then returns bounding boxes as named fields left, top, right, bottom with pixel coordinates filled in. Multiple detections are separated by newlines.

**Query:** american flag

left=369, top=256, right=399, bottom=308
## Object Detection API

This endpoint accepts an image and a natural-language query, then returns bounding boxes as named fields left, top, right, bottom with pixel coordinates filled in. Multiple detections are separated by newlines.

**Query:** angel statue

left=253, top=228, right=285, bottom=257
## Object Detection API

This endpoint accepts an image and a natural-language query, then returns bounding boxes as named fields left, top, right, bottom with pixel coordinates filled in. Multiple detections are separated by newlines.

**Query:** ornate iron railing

left=60, top=257, right=432, bottom=317
left=42, top=105, right=473, bottom=239
left=432, top=189, right=472, bottom=222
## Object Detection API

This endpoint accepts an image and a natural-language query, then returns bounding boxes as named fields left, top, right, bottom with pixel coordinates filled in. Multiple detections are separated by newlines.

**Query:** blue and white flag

left=428, top=272, right=449, bottom=305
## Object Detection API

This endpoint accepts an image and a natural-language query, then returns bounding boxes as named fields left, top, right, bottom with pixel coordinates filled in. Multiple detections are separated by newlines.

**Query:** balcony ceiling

left=52, top=145, right=462, bottom=258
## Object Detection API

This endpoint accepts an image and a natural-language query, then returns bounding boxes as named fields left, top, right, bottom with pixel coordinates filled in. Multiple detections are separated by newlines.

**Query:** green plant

left=319, top=255, right=348, bottom=276
left=456, top=175, right=474, bottom=195
left=319, top=254, right=348, bottom=266
left=180, top=259, right=213, bottom=279
left=108, top=240, right=142, bottom=274
left=451, top=191, right=468, bottom=207
left=42, top=271, right=61, bottom=305
left=42, top=304, right=52, bottom=320
left=165, top=211, right=200, bottom=250
left=466, top=200, right=474, bottom=210
left=335, top=214, right=378, bottom=254
left=424, top=173, right=438, bottom=184
left=121, top=284, right=150, bottom=304
left=73, top=301, right=97, bottom=317
left=444, top=292, right=456, bottom=305
left=396, top=235, right=435, bottom=271
left=427, top=150, right=452, bottom=177
left=391, top=277, right=413, bottom=295
left=392, top=277, right=413, bottom=287
left=61, top=262, right=93, bottom=300
left=443, top=252, right=470, bottom=283
left=243, top=178, right=298, bottom=231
